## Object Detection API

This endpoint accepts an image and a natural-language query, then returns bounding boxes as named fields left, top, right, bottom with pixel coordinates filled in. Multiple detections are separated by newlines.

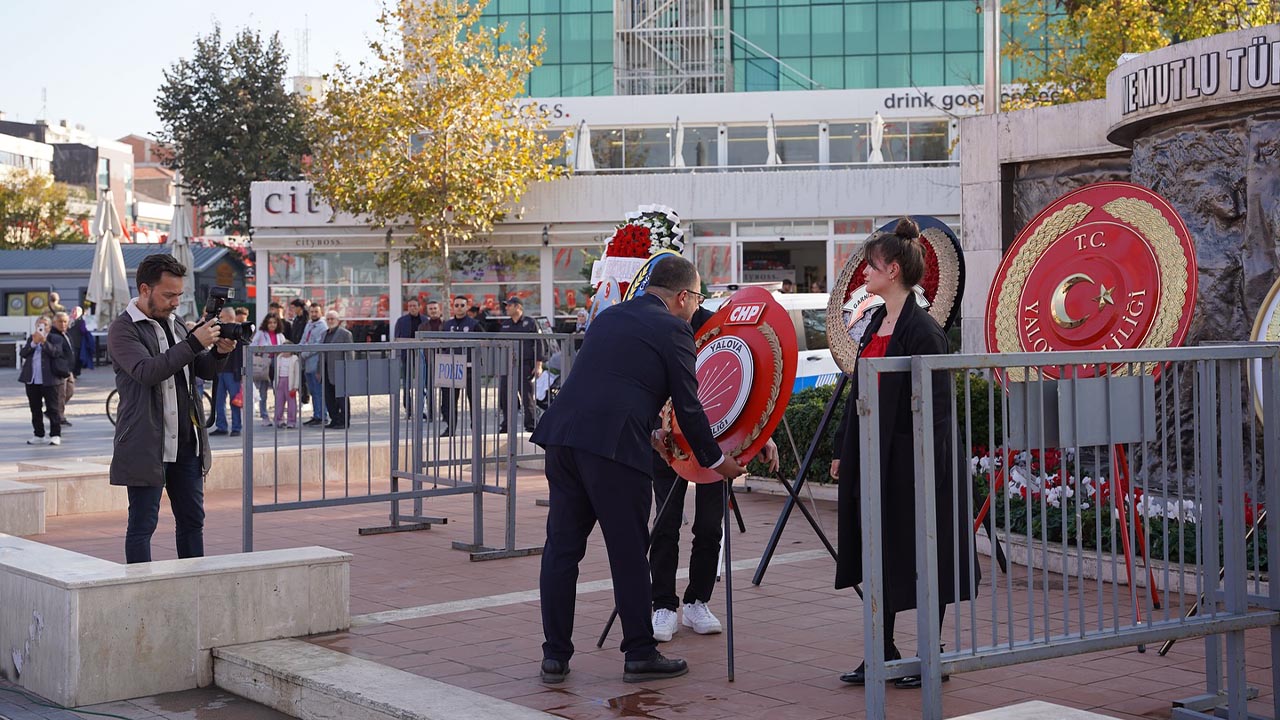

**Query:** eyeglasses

left=684, top=289, right=706, bottom=306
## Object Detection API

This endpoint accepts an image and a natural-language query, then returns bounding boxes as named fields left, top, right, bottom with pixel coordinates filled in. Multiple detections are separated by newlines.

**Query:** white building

left=0, top=133, right=54, bottom=177
left=250, top=85, right=975, bottom=338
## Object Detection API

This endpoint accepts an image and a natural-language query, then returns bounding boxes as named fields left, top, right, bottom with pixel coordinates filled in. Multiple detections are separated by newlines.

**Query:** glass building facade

left=483, top=0, right=1058, bottom=96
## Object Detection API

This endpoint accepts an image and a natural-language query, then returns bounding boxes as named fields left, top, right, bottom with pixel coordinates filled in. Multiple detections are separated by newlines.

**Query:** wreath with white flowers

left=592, top=204, right=688, bottom=289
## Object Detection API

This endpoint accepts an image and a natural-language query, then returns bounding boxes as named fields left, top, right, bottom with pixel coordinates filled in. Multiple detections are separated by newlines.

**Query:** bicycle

left=106, top=387, right=216, bottom=428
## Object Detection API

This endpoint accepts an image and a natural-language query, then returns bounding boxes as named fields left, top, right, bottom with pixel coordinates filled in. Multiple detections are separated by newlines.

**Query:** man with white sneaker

left=648, top=306, right=779, bottom=643
left=20, top=316, right=68, bottom=446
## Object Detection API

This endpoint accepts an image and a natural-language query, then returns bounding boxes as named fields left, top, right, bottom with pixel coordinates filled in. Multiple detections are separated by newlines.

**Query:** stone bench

left=0, top=534, right=350, bottom=707
left=0, top=480, right=45, bottom=536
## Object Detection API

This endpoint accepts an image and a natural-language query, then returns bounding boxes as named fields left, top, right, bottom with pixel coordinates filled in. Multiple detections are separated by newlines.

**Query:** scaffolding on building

left=614, top=0, right=730, bottom=95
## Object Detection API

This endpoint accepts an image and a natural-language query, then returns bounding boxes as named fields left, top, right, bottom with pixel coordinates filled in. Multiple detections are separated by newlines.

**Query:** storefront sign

left=250, top=181, right=364, bottom=228
left=1107, top=25, right=1280, bottom=145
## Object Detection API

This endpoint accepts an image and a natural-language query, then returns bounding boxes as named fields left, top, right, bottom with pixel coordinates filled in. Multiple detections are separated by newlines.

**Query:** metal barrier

left=858, top=344, right=1280, bottom=720
left=240, top=331, right=582, bottom=560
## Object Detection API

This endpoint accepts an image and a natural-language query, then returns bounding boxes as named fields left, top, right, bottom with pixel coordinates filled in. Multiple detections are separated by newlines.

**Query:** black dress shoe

left=230, top=431, right=241, bottom=437
left=61, top=419, right=73, bottom=427
left=623, top=653, right=688, bottom=683
left=304, top=418, right=323, bottom=426
left=894, top=673, right=950, bottom=689
left=839, top=645, right=901, bottom=685
left=209, top=429, right=228, bottom=436
left=540, top=658, right=570, bottom=684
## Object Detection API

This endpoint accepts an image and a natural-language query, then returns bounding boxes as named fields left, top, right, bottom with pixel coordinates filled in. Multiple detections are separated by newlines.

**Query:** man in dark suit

left=531, top=256, right=746, bottom=685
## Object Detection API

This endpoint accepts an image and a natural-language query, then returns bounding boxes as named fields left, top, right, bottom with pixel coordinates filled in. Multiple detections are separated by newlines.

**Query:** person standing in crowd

left=424, top=300, right=444, bottom=331
left=287, top=299, right=308, bottom=343
left=273, top=343, right=301, bottom=429
left=440, top=295, right=479, bottom=436
left=70, top=306, right=96, bottom=373
left=20, top=316, right=67, bottom=446
left=48, top=312, right=75, bottom=427
left=781, top=279, right=795, bottom=294
left=250, top=314, right=286, bottom=425
left=394, top=298, right=425, bottom=415
left=497, top=296, right=544, bottom=434
left=300, top=304, right=328, bottom=426
left=209, top=307, right=244, bottom=438
left=321, top=310, right=353, bottom=429
left=648, top=304, right=780, bottom=643
left=108, top=254, right=233, bottom=563
left=830, top=218, right=978, bottom=688
left=531, top=256, right=746, bottom=685
left=41, top=292, right=66, bottom=324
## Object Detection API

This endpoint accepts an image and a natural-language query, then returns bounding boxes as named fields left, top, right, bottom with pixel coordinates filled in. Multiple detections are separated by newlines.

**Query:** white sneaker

left=652, top=608, right=678, bottom=642
left=681, top=601, right=723, bottom=635
left=27, top=435, right=48, bottom=445
left=49, top=436, right=62, bottom=446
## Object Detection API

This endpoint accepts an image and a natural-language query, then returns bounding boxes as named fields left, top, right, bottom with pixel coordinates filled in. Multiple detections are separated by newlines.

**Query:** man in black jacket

left=531, top=256, right=745, bottom=685
left=19, top=316, right=67, bottom=446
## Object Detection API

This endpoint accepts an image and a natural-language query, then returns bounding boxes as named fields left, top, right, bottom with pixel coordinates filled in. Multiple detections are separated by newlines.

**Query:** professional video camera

left=202, top=286, right=256, bottom=342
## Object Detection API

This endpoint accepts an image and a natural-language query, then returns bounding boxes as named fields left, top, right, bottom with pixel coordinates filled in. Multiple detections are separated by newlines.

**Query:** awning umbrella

left=574, top=120, right=596, bottom=172
left=672, top=116, right=686, bottom=168
left=169, top=177, right=199, bottom=320
left=86, top=190, right=131, bottom=328
left=869, top=111, right=886, bottom=163
left=765, top=114, right=780, bottom=166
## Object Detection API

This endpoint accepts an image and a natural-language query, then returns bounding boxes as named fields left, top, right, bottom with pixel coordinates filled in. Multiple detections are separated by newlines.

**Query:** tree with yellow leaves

left=307, top=0, right=567, bottom=259
left=1004, top=0, right=1279, bottom=105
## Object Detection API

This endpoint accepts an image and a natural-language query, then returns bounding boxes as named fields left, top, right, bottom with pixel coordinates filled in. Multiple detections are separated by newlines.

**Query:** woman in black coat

left=829, top=218, right=979, bottom=688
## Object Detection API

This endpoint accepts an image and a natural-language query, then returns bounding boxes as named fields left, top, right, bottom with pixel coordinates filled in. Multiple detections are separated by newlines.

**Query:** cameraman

left=108, top=254, right=234, bottom=563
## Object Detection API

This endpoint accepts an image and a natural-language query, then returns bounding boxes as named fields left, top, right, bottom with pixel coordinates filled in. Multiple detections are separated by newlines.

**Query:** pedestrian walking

left=20, top=316, right=68, bottom=446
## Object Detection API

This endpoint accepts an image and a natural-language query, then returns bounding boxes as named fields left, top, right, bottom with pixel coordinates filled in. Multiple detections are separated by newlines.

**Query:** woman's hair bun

left=893, top=217, right=920, bottom=240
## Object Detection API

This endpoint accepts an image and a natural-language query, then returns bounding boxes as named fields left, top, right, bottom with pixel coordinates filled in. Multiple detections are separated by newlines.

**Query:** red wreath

left=606, top=224, right=652, bottom=259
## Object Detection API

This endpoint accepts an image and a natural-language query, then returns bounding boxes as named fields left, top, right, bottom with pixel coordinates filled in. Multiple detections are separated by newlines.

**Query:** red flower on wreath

left=606, top=224, right=652, bottom=258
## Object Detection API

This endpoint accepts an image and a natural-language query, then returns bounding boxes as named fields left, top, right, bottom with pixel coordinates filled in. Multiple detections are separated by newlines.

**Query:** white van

left=705, top=290, right=839, bottom=393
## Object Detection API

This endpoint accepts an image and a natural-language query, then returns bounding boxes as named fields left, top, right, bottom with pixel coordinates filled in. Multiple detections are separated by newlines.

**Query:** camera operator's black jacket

left=108, top=305, right=226, bottom=487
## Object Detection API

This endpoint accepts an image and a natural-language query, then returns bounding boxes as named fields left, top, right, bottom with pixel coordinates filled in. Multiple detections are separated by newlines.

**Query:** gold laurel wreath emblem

left=662, top=323, right=782, bottom=463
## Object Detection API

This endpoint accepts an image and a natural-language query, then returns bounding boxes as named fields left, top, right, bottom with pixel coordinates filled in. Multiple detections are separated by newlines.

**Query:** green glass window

left=911, top=52, right=945, bottom=86
left=561, top=14, right=592, bottom=62
left=562, top=63, right=595, bottom=95
left=778, top=7, right=811, bottom=56
left=745, top=58, right=781, bottom=91
left=530, top=16, right=559, bottom=63
left=500, top=0, right=529, bottom=14
left=811, top=6, right=843, bottom=56
left=844, top=4, right=876, bottom=55
left=945, top=52, right=980, bottom=85
left=780, top=58, right=811, bottom=90
left=876, top=3, right=910, bottom=54
left=878, top=54, right=909, bottom=86
left=811, top=56, right=844, bottom=88
left=591, top=64, right=613, bottom=95
left=911, top=1, right=945, bottom=52
left=561, top=0, right=590, bottom=12
left=844, top=56, right=876, bottom=88
left=593, top=12, right=612, bottom=61
left=745, top=8, right=778, bottom=54
left=945, top=1, right=980, bottom=52
left=529, top=66, right=561, bottom=96
left=529, top=0, right=559, bottom=13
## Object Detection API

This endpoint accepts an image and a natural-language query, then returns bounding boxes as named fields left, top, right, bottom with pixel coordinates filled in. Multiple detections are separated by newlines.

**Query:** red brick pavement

left=32, top=470, right=1275, bottom=720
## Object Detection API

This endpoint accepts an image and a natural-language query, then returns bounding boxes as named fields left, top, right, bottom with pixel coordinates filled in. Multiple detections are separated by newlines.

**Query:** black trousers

left=26, top=383, right=61, bottom=437
left=499, top=369, right=536, bottom=430
left=541, top=445, right=657, bottom=662
left=124, top=448, right=204, bottom=563
left=324, top=376, right=348, bottom=426
left=650, top=462, right=724, bottom=611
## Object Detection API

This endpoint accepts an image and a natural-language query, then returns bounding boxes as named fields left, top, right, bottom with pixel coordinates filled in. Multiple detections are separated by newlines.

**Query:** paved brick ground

left=30, top=471, right=1276, bottom=720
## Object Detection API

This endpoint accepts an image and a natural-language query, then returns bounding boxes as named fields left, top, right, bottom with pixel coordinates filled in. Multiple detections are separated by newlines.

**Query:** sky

left=0, top=0, right=384, bottom=141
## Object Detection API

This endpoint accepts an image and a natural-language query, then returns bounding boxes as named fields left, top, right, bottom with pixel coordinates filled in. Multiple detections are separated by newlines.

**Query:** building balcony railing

left=567, top=159, right=958, bottom=176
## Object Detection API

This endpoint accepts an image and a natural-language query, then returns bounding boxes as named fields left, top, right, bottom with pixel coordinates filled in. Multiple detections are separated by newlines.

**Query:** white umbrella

left=672, top=116, right=686, bottom=168
left=574, top=120, right=596, bottom=172
left=86, top=190, right=130, bottom=328
left=869, top=111, right=886, bottom=163
left=765, top=114, right=780, bottom=166
left=168, top=178, right=199, bottom=320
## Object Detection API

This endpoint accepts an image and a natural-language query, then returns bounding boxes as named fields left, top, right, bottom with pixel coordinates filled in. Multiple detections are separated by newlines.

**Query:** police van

left=706, top=286, right=839, bottom=393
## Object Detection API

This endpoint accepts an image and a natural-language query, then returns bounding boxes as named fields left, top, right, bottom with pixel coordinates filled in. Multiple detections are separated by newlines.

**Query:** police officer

left=498, top=296, right=543, bottom=434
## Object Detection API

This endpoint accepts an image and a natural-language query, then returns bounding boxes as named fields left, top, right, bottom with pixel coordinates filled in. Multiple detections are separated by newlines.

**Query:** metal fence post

left=859, top=357, right=886, bottom=718
left=242, top=343, right=255, bottom=552
left=913, top=356, right=943, bottom=719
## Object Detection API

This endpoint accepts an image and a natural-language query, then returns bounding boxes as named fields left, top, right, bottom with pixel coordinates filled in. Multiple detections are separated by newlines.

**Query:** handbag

left=251, top=354, right=273, bottom=383
left=231, top=387, right=244, bottom=408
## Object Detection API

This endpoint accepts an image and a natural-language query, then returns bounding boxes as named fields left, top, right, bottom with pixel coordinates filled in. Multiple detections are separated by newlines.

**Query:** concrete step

left=0, top=479, right=45, bottom=535
left=214, top=638, right=554, bottom=720
left=953, top=701, right=1120, bottom=719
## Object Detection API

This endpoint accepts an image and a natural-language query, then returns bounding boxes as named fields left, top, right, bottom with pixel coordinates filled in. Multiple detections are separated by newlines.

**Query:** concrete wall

left=0, top=535, right=350, bottom=707
left=957, top=100, right=1127, bottom=353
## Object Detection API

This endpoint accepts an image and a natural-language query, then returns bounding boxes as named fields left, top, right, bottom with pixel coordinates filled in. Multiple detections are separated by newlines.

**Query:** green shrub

left=749, top=383, right=849, bottom=484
